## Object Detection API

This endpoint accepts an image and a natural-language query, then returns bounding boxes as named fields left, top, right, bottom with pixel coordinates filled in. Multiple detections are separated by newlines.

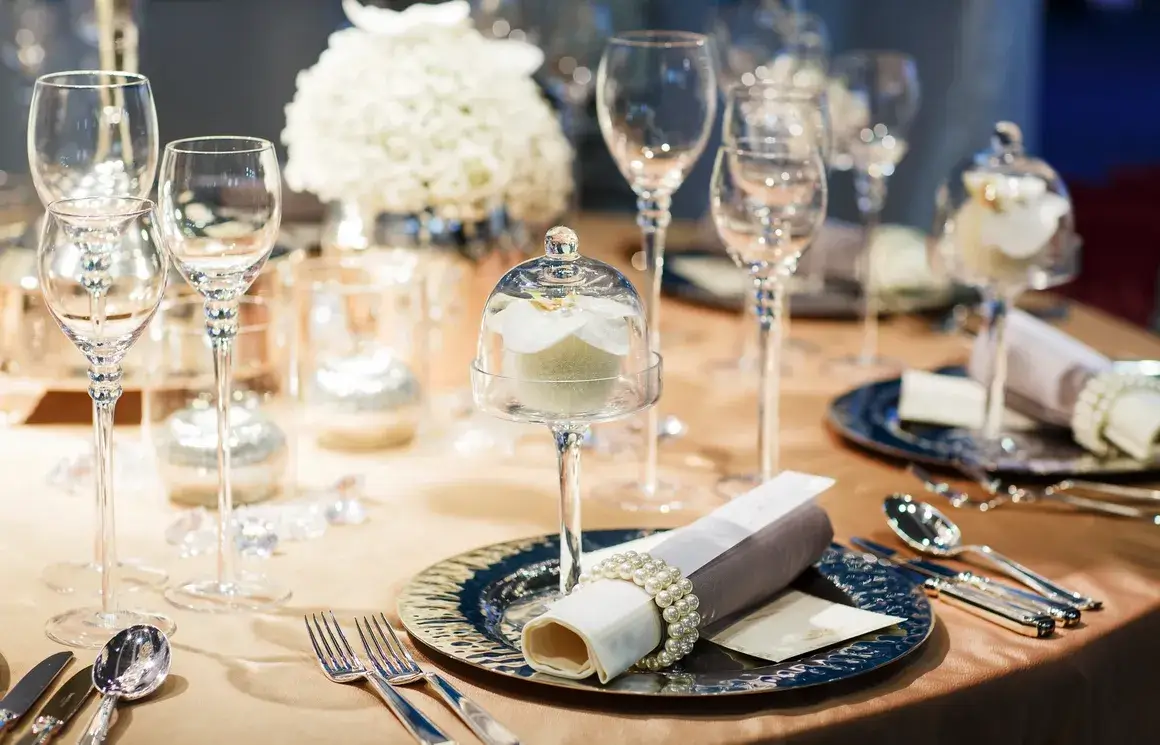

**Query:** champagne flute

left=27, top=69, right=168, bottom=594
left=826, top=51, right=920, bottom=375
left=157, top=136, right=290, bottom=612
left=711, top=133, right=827, bottom=495
left=594, top=30, right=716, bottom=512
left=38, top=197, right=176, bottom=648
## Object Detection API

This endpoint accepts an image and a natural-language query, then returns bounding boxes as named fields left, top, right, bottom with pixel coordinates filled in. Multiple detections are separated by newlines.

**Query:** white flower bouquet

left=282, top=0, right=573, bottom=222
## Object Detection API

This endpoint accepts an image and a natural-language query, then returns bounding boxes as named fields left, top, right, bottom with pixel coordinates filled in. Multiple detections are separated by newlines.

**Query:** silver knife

left=13, top=666, right=93, bottom=745
left=0, top=652, right=73, bottom=735
left=851, top=537, right=1082, bottom=627
left=845, top=542, right=1056, bottom=638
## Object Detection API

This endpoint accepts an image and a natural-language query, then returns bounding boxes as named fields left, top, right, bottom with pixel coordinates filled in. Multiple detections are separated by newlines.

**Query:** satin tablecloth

left=2, top=214, right=1158, bottom=744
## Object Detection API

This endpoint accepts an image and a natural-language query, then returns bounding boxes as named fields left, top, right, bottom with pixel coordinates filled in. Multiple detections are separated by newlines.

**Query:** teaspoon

left=883, top=493, right=1102, bottom=611
left=78, top=625, right=172, bottom=745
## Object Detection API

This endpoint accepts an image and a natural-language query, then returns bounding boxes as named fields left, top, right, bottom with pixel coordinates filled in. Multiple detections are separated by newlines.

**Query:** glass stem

left=854, top=170, right=887, bottom=365
left=89, top=360, right=121, bottom=618
left=552, top=424, right=585, bottom=595
left=207, top=299, right=239, bottom=591
left=637, top=193, right=672, bottom=496
left=981, top=290, right=1013, bottom=440
left=737, top=288, right=760, bottom=368
left=754, top=275, right=784, bottom=481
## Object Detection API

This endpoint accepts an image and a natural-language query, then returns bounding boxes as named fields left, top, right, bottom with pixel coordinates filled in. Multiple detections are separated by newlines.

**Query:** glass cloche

left=472, top=225, right=660, bottom=599
left=932, top=122, right=1081, bottom=447
left=933, top=121, right=1079, bottom=297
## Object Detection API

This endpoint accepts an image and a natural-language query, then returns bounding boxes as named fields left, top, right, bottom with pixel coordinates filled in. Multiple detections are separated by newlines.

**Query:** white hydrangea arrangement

left=282, top=0, right=573, bottom=222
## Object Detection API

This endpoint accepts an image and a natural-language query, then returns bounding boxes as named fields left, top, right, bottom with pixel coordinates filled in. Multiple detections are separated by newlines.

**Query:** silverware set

left=908, top=462, right=1160, bottom=522
left=306, top=612, right=519, bottom=745
left=0, top=625, right=171, bottom=745
left=851, top=491, right=1105, bottom=638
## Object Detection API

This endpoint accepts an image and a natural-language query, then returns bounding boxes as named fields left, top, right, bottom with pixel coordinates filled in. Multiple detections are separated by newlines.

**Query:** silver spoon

left=883, top=493, right=1102, bottom=611
left=78, top=625, right=172, bottom=745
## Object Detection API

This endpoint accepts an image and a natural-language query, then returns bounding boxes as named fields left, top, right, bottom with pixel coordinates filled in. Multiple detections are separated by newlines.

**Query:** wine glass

left=594, top=30, right=716, bottom=512
left=27, top=69, right=168, bottom=594
left=933, top=122, right=1077, bottom=449
left=712, top=4, right=830, bottom=93
left=157, top=136, right=289, bottom=612
left=716, top=81, right=832, bottom=377
left=38, top=196, right=176, bottom=648
left=711, top=132, right=827, bottom=495
left=472, top=226, right=660, bottom=622
left=826, top=51, right=920, bottom=375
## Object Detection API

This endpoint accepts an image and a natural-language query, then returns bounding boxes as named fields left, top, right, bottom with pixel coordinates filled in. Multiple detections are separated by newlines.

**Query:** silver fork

left=357, top=613, right=520, bottom=745
left=305, top=612, right=456, bottom=745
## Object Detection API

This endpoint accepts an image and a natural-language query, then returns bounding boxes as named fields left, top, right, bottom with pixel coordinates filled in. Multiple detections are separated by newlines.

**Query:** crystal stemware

left=473, top=226, right=660, bottom=621
left=715, top=81, right=832, bottom=378
left=933, top=122, right=1078, bottom=452
left=712, top=3, right=830, bottom=93
left=157, top=136, right=290, bottom=613
left=711, top=132, right=827, bottom=496
left=826, top=51, right=920, bottom=376
left=27, top=69, right=168, bottom=594
left=38, top=196, right=176, bottom=648
left=594, top=30, right=715, bottom=512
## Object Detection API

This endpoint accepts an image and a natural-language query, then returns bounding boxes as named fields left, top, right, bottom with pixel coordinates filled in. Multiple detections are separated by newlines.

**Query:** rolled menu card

left=522, top=472, right=835, bottom=683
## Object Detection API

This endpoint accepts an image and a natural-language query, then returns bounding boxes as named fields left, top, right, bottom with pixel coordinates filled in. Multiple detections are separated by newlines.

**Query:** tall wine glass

left=711, top=134, right=827, bottom=495
left=595, top=30, right=716, bottom=512
left=38, top=197, right=176, bottom=648
left=713, top=4, right=830, bottom=93
left=157, top=136, right=289, bottom=612
left=718, top=82, right=831, bottom=377
left=826, top=51, right=920, bottom=375
left=27, top=69, right=168, bottom=594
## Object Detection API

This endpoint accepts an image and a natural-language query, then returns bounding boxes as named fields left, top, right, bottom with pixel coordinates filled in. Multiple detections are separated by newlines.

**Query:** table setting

left=1, top=1, right=1159, bottom=744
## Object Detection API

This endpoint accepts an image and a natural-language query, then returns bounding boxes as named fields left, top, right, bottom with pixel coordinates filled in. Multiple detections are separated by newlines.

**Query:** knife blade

left=851, top=537, right=1082, bottom=627
left=844, top=541, right=1056, bottom=638
left=12, top=666, right=94, bottom=745
left=0, top=652, right=73, bottom=734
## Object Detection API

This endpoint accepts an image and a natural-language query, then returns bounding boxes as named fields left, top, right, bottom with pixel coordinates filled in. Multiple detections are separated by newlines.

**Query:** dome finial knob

left=544, top=226, right=579, bottom=258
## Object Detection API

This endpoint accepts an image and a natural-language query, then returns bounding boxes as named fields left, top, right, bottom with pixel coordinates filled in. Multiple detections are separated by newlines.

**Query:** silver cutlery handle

left=424, top=672, right=519, bottom=745
left=959, top=574, right=1082, bottom=626
left=971, top=546, right=1102, bottom=611
left=77, top=695, right=117, bottom=745
left=366, top=674, right=456, bottom=745
left=1043, top=491, right=1157, bottom=520
left=927, top=579, right=1055, bottom=637
left=1059, top=479, right=1160, bottom=503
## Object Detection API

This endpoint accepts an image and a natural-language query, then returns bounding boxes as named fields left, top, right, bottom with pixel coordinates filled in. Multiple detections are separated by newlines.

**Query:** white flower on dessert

left=486, top=294, right=638, bottom=356
left=957, top=172, right=1071, bottom=259
left=283, top=0, right=570, bottom=221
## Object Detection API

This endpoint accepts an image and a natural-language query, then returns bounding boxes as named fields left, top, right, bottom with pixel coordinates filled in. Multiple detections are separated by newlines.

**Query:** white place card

left=708, top=591, right=905, bottom=664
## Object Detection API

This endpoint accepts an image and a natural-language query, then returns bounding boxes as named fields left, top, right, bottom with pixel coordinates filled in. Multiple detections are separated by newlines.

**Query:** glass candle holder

left=292, top=254, right=423, bottom=452
left=143, top=296, right=293, bottom=508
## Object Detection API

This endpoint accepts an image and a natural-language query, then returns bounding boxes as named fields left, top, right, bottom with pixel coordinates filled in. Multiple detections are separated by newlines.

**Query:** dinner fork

left=305, top=613, right=456, bottom=745
left=356, top=613, right=521, bottom=745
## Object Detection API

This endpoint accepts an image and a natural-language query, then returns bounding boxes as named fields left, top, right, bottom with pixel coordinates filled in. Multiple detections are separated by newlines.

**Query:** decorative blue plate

left=397, top=530, right=932, bottom=697
left=827, top=366, right=1160, bottom=476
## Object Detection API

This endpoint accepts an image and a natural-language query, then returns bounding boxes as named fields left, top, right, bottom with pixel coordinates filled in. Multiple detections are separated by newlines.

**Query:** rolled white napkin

left=522, top=472, right=835, bottom=683
left=965, top=310, right=1160, bottom=460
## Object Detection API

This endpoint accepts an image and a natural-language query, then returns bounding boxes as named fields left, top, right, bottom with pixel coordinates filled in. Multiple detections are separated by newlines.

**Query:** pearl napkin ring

left=1072, top=372, right=1160, bottom=456
left=577, top=550, right=701, bottom=670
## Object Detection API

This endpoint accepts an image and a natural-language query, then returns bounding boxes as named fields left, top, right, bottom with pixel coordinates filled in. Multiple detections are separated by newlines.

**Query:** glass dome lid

left=472, top=226, right=659, bottom=424
left=933, top=121, right=1079, bottom=293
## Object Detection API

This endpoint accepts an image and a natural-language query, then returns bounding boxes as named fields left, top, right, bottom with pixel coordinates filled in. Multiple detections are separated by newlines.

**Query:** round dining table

left=2, top=214, right=1157, bottom=744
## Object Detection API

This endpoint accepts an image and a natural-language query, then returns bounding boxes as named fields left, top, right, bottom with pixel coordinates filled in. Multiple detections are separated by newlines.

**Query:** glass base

left=165, top=577, right=291, bottom=613
left=592, top=477, right=710, bottom=514
left=715, top=473, right=771, bottom=499
left=45, top=607, right=177, bottom=649
left=42, top=560, right=168, bottom=595
left=825, top=353, right=904, bottom=379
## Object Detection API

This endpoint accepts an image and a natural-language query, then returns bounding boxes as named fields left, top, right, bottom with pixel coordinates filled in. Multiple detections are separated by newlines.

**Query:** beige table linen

left=1, top=214, right=1159, bottom=744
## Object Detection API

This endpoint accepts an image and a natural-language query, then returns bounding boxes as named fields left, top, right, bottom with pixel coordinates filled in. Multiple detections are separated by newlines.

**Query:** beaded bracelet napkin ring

left=1072, top=372, right=1160, bottom=456
left=577, top=550, right=701, bottom=670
